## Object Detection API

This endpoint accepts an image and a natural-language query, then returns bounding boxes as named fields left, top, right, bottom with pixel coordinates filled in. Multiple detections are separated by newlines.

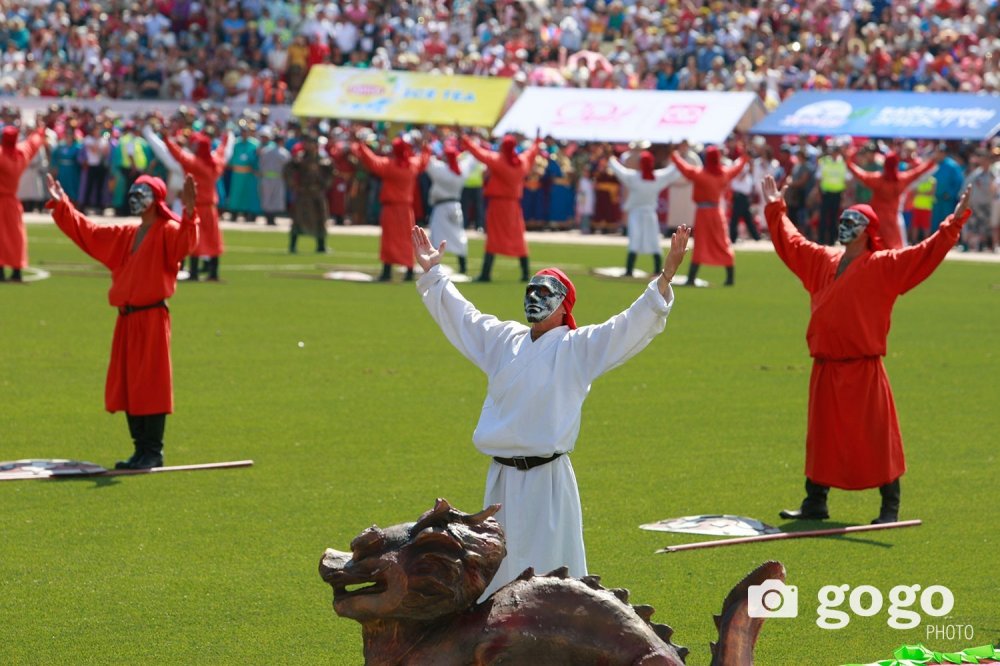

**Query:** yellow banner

left=292, top=66, right=514, bottom=127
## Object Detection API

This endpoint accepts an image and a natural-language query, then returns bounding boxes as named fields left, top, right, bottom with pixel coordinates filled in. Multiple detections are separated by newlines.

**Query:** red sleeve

left=882, top=209, right=968, bottom=295
left=724, top=154, right=750, bottom=182
left=670, top=152, right=700, bottom=181
left=163, top=210, right=200, bottom=265
left=764, top=199, right=832, bottom=293
left=48, top=195, right=131, bottom=270
left=213, top=132, right=229, bottom=162
left=520, top=141, right=541, bottom=173
left=846, top=161, right=880, bottom=186
left=463, top=139, right=499, bottom=168
left=18, top=131, right=46, bottom=162
left=896, top=158, right=937, bottom=188
left=354, top=143, right=389, bottom=176
left=165, top=139, right=195, bottom=172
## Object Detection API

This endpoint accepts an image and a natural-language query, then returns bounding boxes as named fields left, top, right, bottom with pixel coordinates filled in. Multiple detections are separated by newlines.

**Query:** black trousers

left=819, top=191, right=843, bottom=246
left=83, top=165, right=108, bottom=210
left=729, top=192, right=760, bottom=241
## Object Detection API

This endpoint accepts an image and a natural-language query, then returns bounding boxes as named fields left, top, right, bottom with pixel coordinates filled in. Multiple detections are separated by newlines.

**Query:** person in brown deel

left=284, top=135, right=334, bottom=253
left=46, top=172, right=200, bottom=470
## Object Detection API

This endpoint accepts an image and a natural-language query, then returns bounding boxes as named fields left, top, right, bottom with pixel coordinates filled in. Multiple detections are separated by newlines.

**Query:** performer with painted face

left=412, top=222, right=691, bottom=597
left=46, top=172, right=200, bottom=469
left=0, top=123, right=47, bottom=282
left=352, top=135, right=431, bottom=282
left=761, top=175, right=972, bottom=524
left=461, top=130, right=543, bottom=282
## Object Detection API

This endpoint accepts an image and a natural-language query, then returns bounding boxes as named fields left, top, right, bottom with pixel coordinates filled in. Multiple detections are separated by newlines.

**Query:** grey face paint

left=524, top=275, right=567, bottom=324
left=127, top=183, right=155, bottom=216
left=838, top=209, right=869, bottom=245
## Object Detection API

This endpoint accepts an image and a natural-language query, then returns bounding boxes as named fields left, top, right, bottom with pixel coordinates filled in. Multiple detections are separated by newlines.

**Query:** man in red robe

left=846, top=149, right=938, bottom=250
left=462, top=131, right=542, bottom=282
left=46, top=172, right=200, bottom=470
left=164, top=131, right=229, bottom=281
left=0, top=124, right=47, bottom=282
left=761, top=174, right=971, bottom=524
left=351, top=136, right=430, bottom=282
left=671, top=145, right=748, bottom=286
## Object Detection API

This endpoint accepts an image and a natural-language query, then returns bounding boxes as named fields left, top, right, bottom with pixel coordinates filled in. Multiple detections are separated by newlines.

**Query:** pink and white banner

left=493, top=88, right=763, bottom=144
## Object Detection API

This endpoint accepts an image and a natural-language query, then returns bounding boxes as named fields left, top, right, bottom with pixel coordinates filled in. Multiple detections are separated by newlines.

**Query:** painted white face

left=524, top=275, right=567, bottom=324
left=838, top=209, right=869, bottom=245
left=127, top=183, right=154, bottom=216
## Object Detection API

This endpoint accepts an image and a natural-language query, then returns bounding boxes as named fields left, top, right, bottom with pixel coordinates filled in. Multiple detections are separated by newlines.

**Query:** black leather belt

left=493, top=453, right=563, bottom=471
left=118, top=301, right=167, bottom=316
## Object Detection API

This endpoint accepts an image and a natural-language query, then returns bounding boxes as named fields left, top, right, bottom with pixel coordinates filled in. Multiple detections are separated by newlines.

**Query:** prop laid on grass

left=0, top=459, right=253, bottom=481
left=641, top=514, right=782, bottom=537
left=591, top=267, right=710, bottom=287
left=656, top=520, right=922, bottom=553
left=842, top=643, right=1000, bottom=666
left=320, top=497, right=783, bottom=665
left=272, top=266, right=473, bottom=283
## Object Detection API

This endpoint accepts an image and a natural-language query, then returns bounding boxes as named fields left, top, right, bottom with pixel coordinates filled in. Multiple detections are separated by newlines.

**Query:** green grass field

left=2, top=223, right=998, bottom=665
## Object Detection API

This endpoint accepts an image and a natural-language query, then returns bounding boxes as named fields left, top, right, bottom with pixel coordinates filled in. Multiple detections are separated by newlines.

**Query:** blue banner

left=752, top=91, right=1000, bottom=140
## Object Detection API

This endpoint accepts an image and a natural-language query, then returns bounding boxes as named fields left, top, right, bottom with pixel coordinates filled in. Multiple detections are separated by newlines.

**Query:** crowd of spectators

left=2, top=0, right=1000, bottom=104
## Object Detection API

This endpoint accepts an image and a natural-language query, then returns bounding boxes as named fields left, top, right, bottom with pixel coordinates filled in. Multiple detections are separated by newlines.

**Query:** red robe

left=165, top=136, right=227, bottom=257
left=766, top=198, right=967, bottom=489
left=671, top=153, right=748, bottom=267
left=847, top=159, right=937, bottom=250
left=327, top=148, right=354, bottom=217
left=49, top=195, right=199, bottom=415
left=465, top=139, right=541, bottom=257
left=0, top=130, right=45, bottom=268
left=354, top=144, right=429, bottom=267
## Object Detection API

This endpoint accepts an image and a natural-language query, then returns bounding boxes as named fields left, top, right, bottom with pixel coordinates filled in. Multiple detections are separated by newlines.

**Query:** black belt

left=432, top=199, right=461, bottom=207
left=118, top=301, right=167, bottom=316
left=493, top=452, right=563, bottom=471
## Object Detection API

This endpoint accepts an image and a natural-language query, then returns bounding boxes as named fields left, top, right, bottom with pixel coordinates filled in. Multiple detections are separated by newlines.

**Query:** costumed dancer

left=165, top=130, right=230, bottom=281
left=671, top=145, right=748, bottom=286
left=846, top=149, right=937, bottom=250
left=426, top=143, right=475, bottom=274
left=609, top=150, right=681, bottom=276
left=284, top=135, right=333, bottom=253
left=142, top=122, right=186, bottom=215
left=0, top=123, right=46, bottom=283
left=46, top=172, right=199, bottom=469
left=761, top=175, right=972, bottom=524
left=462, top=130, right=542, bottom=282
left=412, top=223, right=690, bottom=598
left=351, top=135, right=430, bottom=282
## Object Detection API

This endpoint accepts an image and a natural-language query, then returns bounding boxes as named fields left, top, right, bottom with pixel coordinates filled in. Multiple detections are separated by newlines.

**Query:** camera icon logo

left=747, top=579, right=799, bottom=618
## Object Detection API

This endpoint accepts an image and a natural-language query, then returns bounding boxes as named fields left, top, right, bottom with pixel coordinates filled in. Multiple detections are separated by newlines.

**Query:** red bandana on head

left=846, top=203, right=884, bottom=251
left=639, top=151, right=655, bottom=180
left=535, top=267, right=577, bottom=329
left=500, top=135, right=520, bottom=167
left=883, top=151, right=899, bottom=182
left=391, top=137, right=411, bottom=167
left=133, top=174, right=180, bottom=223
left=2, top=125, right=18, bottom=150
left=704, top=145, right=723, bottom=176
left=444, top=145, right=461, bottom=175
left=191, top=133, right=213, bottom=163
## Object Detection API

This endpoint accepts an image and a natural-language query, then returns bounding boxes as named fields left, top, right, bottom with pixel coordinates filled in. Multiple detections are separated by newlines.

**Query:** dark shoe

left=473, top=275, right=491, bottom=283
left=114, top=452, right=142, bottom=470
left=779, top=507, right=829, bottom=520
left=127, top=452, right=163, bottom=470
left=871, top=511, right=899, bottom=525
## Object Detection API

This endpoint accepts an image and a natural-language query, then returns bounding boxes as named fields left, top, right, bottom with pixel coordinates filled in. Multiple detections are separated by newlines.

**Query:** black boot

left=187, top=256, right=200, bottom=281
left=871, top=478, right=901, bottom=524
left=685, top=262, right=700, bottom=286
left=652, top=253, right=662, bottom=276
left=11, top=268, right=23, bottom=282
left=0, top=267, right=5, bottom=281
left=519, top=256, right=530, bottom=282
left=404, top=267, right=415, bottom=282
left=316, top=236, right=327, bottom=254
left=205, top=257, right=220, bottom=281
left=724, top=266, right=734, bottom=286
left=779, top=478, right=830, bottom=520
left=115, top=414, right=144, bottom=469
left=625, top=251, right=637, bottom=277
left=130, top=414, right=165, bottom=469
left=378, top=263, right=392, bottom=282
left=266, top=215, right=276, bottom=226
left=458, top=255, right=467, bottom=274
left=289, top=231, right=299, bottom=254
left=475, top=253, right=495, bottom=282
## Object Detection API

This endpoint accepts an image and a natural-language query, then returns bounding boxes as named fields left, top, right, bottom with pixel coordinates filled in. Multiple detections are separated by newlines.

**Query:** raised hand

left=761, top=174, right=787, bottom=206
left=662, top=224, right=691, bottom=281
left=412, top=225, right=445, bottom=272
left=953, top=184, right=972, bottom=222
left=181, top=174, right=197, bottom=215
left=45, top=173, right=65, bottom=202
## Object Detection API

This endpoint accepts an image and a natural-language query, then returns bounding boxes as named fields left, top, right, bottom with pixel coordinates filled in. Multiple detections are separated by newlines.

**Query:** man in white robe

left=427, top=145, right=475, bottom=273
left=412, top=223, right=691, bottom=598
left=609, top=151, right=681, bottom=276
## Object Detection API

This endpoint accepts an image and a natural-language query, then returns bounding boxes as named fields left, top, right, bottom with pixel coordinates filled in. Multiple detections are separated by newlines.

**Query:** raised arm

left=351, top=142, right=390, bottom=176
left=18, top=128, right=46, bottom=162
left=415, top=148, right=431, bottom=173
left=461, top=136, right=500, bottom=168
left=607, top=155, right=631, bottom=181
left=164, top=137, right=195, bottom=171
left=215, top=131, right=233, bottom=164
left=761, top=175, right=832, bottom=292
left=896, top=157, right=938, bottom=189
left=654, top=164, right=681, bottom=188
left=458, top=153, right=477, bottom=179
left=670, top=151, right=700, bottom=181
left=723, top=154, right=750, bottom=182
left=520, top=140, right=542, bottom=172
left=845, top=159, right=881, bottom=186
left=142, top=126, right=181, bottom=172
left=45, top=174, right=130, bottom=270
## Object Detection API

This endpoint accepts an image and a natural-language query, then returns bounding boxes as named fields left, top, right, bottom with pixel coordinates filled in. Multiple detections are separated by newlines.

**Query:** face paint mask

left=127, top=183, right=154, bottom=216
left=838, top=209, right=869, bottom=245
left=524, top=275, right=567, bottom=324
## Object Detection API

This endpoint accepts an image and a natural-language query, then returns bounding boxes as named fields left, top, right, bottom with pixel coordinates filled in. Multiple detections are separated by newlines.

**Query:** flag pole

left=656, top=519, right=922, bottom=553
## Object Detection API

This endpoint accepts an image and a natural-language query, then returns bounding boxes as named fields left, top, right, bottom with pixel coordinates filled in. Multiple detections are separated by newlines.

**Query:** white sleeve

left=654, top=164, right=680, bottom=188
left=571, top=279, right=674, bottom=383
left=222, top=131, right=236, bottom=163
left=608, top=156, right=631, bottom=182
left=142, top=127, right=181, bottom=172
left=459, top=153, right=476, bottom=179
left=416, top=265, right=518, bottom=374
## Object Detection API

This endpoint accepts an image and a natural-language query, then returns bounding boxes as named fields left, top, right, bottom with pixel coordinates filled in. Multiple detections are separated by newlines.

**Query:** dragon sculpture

left=320, top=498, right=782, bottom=665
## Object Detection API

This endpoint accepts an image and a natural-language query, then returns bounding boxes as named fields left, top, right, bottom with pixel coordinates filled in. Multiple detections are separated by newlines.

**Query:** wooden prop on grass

left=0, top=459, right=254, bottom=481
left=657, top=520, right=922, bottom=553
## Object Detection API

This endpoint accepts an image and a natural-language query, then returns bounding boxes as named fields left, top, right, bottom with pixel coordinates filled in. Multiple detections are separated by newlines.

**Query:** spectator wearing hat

left=0, top=123, right=46, bottom=282
left=762, top=174, right=974, bottom=525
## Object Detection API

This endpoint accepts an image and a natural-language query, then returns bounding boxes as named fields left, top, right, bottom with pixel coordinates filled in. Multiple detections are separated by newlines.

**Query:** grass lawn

left=2, top=223, right=998, bottom=665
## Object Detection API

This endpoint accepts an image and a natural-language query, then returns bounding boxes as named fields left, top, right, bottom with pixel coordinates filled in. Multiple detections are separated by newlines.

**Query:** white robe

left=142, top=126, right=186, bottom=207
left=417, top=265, right=675, bottom=597
left=427, top=155, right=474, bottom=258
left=610, top=157, right=681, bottom=254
